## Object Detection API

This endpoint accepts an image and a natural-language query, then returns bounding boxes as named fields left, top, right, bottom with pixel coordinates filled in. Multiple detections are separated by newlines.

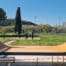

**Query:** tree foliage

left=0, top=8, right=7, bottom=21
left=15, top=7, right=22, bottom=35
left=38, top=24, right=52, bottom=33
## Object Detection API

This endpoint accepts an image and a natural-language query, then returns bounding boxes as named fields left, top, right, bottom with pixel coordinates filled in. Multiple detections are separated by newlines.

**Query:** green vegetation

left=12, top=34, right=66, bottom=46
left=0, top=7, right=66, bottom=46
left=15, top=7, right=22, bottom=35
left=0, top=8, right=7, bottom=21
left=0, top=37, right=11, bottom=42
left=0, top=26, right=14, bottom=34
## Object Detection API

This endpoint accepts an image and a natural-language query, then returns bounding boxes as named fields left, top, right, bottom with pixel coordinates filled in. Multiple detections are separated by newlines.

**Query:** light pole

left=34, top=16, right=37, bottom=23
left=58, top=16, right=61, bottom=26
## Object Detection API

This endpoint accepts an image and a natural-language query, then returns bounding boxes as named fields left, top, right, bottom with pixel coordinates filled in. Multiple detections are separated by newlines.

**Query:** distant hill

left=0, top=19, right=37, bottom=26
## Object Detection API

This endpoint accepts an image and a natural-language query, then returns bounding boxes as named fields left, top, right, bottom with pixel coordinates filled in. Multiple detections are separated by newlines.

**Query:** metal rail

left=0, top=52, right=66, bottom=55
left=0, top=57, right=15, bottom=63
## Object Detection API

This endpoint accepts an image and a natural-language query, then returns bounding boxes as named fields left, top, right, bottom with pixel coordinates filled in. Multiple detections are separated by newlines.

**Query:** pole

left=36, top=57, right=38, bottom=66
left=34, top=16, right=37, bottom=23
left=52, top=56, right=53, bottom=66
left=6, top=63, right=11, bottom=66
left=63, top=56, right=64, bottom=66
left=58, top=16, right=61, bottom=26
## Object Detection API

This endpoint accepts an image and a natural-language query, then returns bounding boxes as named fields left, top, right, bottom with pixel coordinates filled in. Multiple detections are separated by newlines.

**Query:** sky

left=0, top=0, right=66, bottom=25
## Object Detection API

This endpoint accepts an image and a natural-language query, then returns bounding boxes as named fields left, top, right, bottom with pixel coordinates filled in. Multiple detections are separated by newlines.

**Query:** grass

left=0, top=37, right=11, bottom=42
left=12, top=34, right=66, bottom=46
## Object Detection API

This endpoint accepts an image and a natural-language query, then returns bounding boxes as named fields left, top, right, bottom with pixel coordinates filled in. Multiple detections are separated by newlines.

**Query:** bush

left=0, top=34, right=39, bottom=37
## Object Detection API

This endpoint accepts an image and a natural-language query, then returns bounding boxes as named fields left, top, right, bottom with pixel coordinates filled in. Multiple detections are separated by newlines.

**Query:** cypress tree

left=15, top=7, right=22, bottom=35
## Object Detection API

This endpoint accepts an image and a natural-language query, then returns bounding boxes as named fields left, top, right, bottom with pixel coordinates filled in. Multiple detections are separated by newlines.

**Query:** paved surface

left=0, top=40, right=66, bottom=52
left=0, top=41, right=10, bottom=52
left=6, top=43, right=66, bottom=52
left=0, top=40, right=66, bottom=66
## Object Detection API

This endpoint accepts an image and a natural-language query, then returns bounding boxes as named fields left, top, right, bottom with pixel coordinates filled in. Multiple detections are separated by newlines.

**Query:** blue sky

left=0, top=0, right=66, bottom=25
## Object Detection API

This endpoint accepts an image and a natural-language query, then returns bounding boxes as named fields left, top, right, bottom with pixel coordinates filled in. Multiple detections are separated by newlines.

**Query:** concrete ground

left=0, top=40, right=66, bottom=66
left=6, top=43, right=66, bottom=52
left=0, top=40, right=66, bottom=52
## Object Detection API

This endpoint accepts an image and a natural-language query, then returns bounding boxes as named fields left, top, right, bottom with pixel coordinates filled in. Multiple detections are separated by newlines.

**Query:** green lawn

left=0, top=37, right=11, bottom=42
left=12, top=34, right=66, bottom=46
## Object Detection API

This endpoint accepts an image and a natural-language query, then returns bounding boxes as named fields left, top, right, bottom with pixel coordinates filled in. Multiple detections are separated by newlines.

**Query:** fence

left=0, top=52, right=66, bottom=66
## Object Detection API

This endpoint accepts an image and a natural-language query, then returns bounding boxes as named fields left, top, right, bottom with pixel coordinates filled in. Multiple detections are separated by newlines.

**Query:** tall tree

left=0, top=8, right=7, bottom=21
left=15, top=7, right=22, bottom=35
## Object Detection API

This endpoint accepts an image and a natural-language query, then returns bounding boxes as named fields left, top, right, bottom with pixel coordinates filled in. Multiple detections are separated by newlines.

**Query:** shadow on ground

left=0, top=42, right=11, bottom=52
